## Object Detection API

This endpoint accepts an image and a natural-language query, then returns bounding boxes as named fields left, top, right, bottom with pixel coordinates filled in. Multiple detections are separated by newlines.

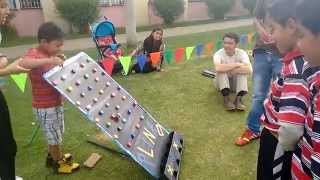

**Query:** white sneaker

left=16, top=176, right=23, bottom=180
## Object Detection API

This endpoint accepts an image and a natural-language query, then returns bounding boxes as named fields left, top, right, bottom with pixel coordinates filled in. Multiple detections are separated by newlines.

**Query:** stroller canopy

left=91, top=20, right=116, bottom=38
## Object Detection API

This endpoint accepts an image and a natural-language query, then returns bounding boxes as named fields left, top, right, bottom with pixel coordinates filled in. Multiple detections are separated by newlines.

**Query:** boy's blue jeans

left=246, top=49, right=282, bottom=134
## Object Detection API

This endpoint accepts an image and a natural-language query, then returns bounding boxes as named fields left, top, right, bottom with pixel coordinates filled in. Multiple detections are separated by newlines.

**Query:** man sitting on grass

left=213, top=33, right=252, bottom=111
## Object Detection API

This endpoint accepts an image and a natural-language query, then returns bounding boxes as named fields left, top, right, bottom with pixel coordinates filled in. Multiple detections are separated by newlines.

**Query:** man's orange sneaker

left=235, top=129, right=260, bottom=146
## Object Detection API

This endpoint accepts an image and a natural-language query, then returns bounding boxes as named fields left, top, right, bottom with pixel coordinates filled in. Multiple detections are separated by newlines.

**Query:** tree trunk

left=125, top=0, right=138, bottom=47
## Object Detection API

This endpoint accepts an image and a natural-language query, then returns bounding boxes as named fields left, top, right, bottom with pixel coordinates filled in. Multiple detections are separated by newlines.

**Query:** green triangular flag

left=186, top=46, right=195, bottom=60
left=164, top=50, right=173, bottom=64
left=11, top=73, right=27, bottom=93
left=252, top=32, right=258, bottom=43
left=215, top=40, right=223, bottom=51
left=119, top=56, right=132, bottom=75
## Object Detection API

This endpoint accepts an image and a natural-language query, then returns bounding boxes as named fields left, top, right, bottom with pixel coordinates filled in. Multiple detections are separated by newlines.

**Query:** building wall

left=10, top=9, right=44, bottom=37
left=99, top=6, right=126, bottom=27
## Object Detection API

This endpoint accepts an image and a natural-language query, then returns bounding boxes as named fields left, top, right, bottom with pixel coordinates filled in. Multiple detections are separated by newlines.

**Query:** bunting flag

left=119, top=56, right=132, bottom=75
left=150, top=52, right=161, bottom=65
left=195, top=44, right=204, bottom=57
left=175, top=48, right=185, bottom=63
left=186, top=46, right=195, bottom=60
left=247, top=32, right=255, bottom=44
left=164, top=50, right=173, bottom=64
left=137, top=54, right=147, bottom=71
left=205, top=42, right=214, bottom=55
left=240, top=34, right=248, bottom=46
left=101, top=59, right=115, bottom=75
left=11, top=73, right=27, bottom=93
left=252, top=32, right=258, bottom=43
left=215, top=40, right=223, bottom=51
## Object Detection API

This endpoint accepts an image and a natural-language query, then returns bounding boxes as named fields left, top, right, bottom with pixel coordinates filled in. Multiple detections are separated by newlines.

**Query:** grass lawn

left=4, top=26, right=260, bottom=180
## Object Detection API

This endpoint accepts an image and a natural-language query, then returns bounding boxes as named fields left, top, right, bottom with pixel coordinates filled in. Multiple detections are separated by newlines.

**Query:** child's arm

left=0, top=57, right=30, bottom=76
left=19, top=56, right=63, bottom=69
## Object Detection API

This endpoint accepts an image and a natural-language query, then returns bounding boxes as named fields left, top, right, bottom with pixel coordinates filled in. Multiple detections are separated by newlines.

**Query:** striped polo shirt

left=25, top=48, right=62, bottom=108
left=292, top=64, right=320, bottom=180
left=261, top=50, right=306, bottom=132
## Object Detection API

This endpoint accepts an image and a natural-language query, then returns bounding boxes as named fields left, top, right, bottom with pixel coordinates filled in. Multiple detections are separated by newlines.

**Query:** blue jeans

left=246, top=50, right=282, bottom=134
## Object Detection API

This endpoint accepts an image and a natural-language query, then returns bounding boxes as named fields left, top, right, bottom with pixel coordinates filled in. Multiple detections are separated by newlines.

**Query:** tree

left=205, top=0, right=234, bottom=20
left=153, top=0, right=185, bottom=25
left=242, top=0, right=257, bottom=15
left=125, top=0, right=138, bottom=47
left=55, top=0, right=99, bottom=33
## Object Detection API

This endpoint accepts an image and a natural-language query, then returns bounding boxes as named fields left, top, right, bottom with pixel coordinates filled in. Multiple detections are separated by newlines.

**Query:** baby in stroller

left=90, top=18, right=122, bottom=75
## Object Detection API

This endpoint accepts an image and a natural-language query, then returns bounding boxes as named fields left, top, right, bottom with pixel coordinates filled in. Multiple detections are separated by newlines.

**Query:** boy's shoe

left=46, top=153, right=73, bottom=167
left=234, top=129, right=260, bottom=146
left=53, top=159, right=80, bottom=174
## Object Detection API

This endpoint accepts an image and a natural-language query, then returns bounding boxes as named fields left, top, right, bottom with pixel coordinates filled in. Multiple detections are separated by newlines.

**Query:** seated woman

left=130, top=28, right=165, bottom=73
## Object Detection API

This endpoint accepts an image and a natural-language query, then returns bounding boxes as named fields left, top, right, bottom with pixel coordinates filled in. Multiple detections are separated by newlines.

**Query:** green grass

left=4, top=26, right=259, bottom=180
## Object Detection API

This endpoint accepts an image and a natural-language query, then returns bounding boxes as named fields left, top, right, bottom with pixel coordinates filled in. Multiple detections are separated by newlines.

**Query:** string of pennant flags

left=114, top=32, right=257, bottom=76
left=9, top=32, right=257, bottom=93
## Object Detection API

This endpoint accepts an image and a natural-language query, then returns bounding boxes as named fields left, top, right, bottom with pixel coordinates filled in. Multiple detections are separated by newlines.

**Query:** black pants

left=0, top=90, right=16, bottom=180
left=257, top=128, right=292, bottom=180
left=0, top=156, right=15, bottom=180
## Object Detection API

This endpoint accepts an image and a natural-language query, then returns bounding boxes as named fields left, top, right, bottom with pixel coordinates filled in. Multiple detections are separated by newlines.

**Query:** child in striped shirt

left=290, top=0, right=320, bottom=179
left=257, top=0, right=308, bottom=179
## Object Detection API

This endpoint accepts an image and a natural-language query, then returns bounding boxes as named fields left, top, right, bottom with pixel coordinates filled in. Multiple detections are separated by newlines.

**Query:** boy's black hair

left=267, top=0, right=297, bottom=26
left=295, top=0, right=320, bottom=35
left=37, top=22, right=64, bottom=43
left=223, top=32, right=239, bottom=44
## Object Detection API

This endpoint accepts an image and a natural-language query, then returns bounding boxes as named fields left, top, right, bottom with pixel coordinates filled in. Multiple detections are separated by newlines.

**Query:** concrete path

left=1, top=18, right=253, bottom=59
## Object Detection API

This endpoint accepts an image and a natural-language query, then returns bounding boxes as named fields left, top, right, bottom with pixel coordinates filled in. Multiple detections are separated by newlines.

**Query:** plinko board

left=43, top=52, right=183, bottom=179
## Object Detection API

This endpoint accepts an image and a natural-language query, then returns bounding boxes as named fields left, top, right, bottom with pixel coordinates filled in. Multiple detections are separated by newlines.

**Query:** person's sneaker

left=16, top=176, right=23, bottom=180
left=53, top=159, right=80, bottom=174
left=234, top=129, right=260, bottom=146
left=46, top=153, right=73, bottom=168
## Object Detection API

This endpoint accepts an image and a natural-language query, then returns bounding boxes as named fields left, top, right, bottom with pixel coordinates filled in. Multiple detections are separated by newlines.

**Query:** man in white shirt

left=214, top=33, right=252, bottom=111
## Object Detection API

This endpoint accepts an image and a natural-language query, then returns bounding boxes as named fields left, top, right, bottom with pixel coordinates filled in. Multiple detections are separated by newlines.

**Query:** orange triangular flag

left=205, top=42, right=214, bottom=55
left=247, top=32, right=254, bottom=44
left=150, top=52, right=161, bottom=65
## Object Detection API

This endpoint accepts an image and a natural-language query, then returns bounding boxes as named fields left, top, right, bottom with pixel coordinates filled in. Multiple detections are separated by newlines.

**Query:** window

left=6, top=0, right=17, bottom=9
left=19, top=0, right=41, bottom=9
left=99, top=0, right=126, bottom=7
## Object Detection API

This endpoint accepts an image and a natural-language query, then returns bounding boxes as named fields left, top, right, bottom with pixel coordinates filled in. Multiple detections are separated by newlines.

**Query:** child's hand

left=50, top=56, right=64, bottom=66
left=6, top=58, right=30, bottom=74
left=0, top=56, right=8, bottom=69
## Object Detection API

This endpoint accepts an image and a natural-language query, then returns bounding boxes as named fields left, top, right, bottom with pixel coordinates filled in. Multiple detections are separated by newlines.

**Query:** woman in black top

left=130, top=27, right=165, bottom=73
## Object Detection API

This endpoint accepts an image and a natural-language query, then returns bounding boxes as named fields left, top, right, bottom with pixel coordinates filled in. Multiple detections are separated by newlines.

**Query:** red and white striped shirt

left=261, top=50, right=307, bottom=132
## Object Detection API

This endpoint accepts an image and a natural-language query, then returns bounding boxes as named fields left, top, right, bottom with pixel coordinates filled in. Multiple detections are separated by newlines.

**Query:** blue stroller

left=89, top=17, right=122, bottom=75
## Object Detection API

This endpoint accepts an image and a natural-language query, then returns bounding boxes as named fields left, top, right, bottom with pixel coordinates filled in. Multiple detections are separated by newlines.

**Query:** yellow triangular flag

left=11, top=73, right=27, bottom=93
left=186, top=46, right=195, bottom=60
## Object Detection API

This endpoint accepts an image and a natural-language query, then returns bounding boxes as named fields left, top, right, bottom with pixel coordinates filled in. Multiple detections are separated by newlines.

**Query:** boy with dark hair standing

left=257, top=0, right=308, bottom=179
left=290, top=0, right=320, bottom=179
left=20, top=22, right=80, bottom=174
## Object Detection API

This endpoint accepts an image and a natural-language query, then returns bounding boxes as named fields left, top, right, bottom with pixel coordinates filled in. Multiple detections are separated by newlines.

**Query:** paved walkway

left=1, top=18, right=253, bottom=59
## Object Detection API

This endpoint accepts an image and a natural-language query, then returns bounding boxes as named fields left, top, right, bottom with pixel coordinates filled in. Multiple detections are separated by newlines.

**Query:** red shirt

left=24, top=48, right=62, bottom=108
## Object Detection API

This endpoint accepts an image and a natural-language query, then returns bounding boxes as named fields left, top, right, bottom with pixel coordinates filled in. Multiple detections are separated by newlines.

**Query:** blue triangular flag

left=196, top=44, right=204, bottom=57
left=240, top=34, right=248, bottom=46
left=137, top=54, right=147, bottom=71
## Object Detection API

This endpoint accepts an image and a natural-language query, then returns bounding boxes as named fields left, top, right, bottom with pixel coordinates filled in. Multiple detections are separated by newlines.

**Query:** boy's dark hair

left=37, top=22, right=64, bottom=43
left=223, top=33, right=239, bottom=44
left=267, top=0, right=297, bottom=26
left=295, top=0, right=320, bottom=35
